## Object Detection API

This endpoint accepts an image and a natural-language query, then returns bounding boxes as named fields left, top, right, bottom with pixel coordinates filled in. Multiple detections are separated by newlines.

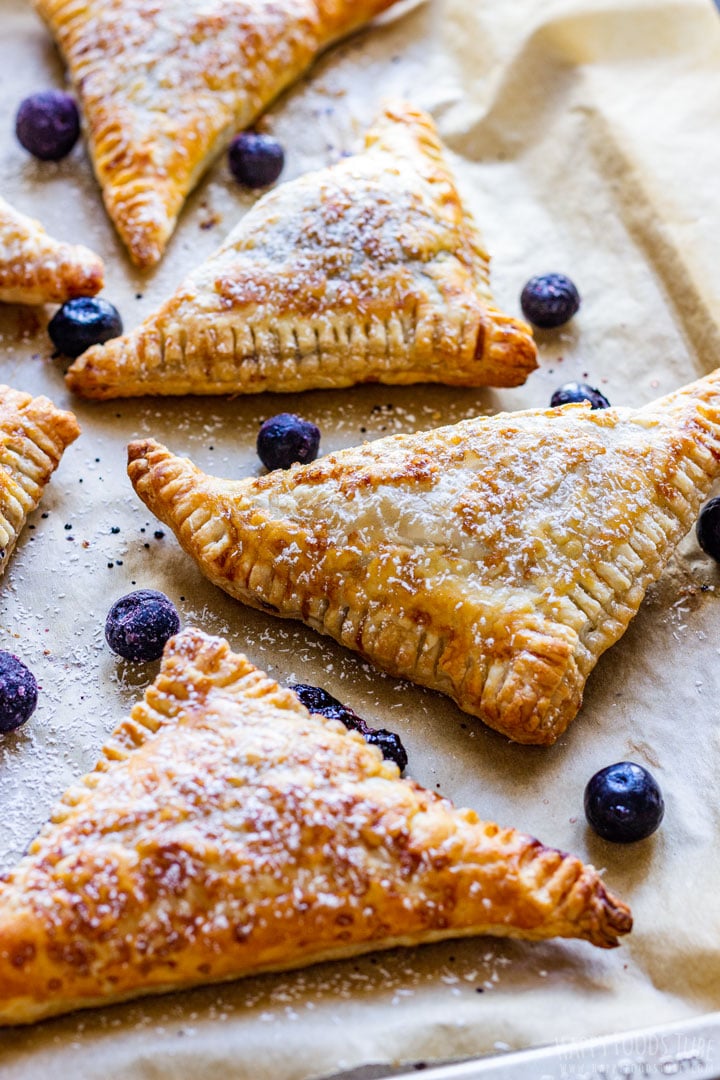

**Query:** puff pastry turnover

left=0, top=195, right=103, bottom=305
left=0, top=628, right=630, bottom=1025
left=66, top=103, right=537, bottom=399
left=129, top=370, right=720, bottom=745
left=33, top=0, right=407, bottom=268
left=0, top=385, right=79, bottom=576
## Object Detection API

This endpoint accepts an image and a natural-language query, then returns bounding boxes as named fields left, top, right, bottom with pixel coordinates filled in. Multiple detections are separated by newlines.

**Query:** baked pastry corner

left=0, top=195, right=103, bottom=305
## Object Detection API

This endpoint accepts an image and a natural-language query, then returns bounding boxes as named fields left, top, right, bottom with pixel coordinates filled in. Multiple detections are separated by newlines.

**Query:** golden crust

left=128, top=370, right=720, bottom=744
left=0, top=385, right=80, bottom=575
left=33, top=0, right=405, bottom=268
left=0, top=628, right=630, bottom=1026
left=66, top=102, right=536, bottom=399
left=0, top=195, right=103, bottom=305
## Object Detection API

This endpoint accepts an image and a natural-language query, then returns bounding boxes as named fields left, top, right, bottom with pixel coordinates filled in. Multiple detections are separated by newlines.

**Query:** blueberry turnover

left=0, top=629, right=630, bottom=1025
left=129, top=369, right=720, bottom=745
left=0, top=385, right=79, bottom=579
left=66, top=104, right=536, bottom=398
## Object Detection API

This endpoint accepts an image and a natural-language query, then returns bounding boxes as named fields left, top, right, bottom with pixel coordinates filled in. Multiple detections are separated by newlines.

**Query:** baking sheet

left=1, top=0, right=720, bottom=1076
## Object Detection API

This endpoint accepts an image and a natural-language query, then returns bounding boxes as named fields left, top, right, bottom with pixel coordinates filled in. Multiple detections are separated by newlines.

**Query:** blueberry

left=49, top=297, right=123, bottom=359
left=0, top=651, right=38, bottom=735
left=257, top=413, right=320, bottom=471
left=584, top=762, right=664, bottom=843
left=228, top=132, right=284, bottom=189
left=521, top=273, right=581, bottom=329
left=105, top=590, right=180, bottom=662
left=15, top=90, right=80, bottom=162
left=696, top=496, right=720, bottom=562
left=289, top=683, right=408, bottom=773
left=550, top=381, right=610, bottom=410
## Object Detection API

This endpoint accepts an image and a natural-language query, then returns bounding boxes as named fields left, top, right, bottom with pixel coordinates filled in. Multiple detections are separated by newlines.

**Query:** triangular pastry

left=65, top=103, right=537, bottom=398
left=129, top=370, right=720, bottom=745
left=0, top=628, right=631, bottom=1025
left=34, top=0, right=408, bottom=268
left=0, top=386, right=80, bottom=576
left=0, top=195, right=103, bottom=305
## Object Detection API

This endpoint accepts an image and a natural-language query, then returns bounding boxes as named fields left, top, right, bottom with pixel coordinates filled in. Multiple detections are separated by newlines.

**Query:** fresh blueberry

left=584, top=761, right=664, bottom=843
left=257, top=413, right=320, bottom=471
left=0, top=651, right=38, bottom=735
left=289, top=683, right=408, bottom=773
left=696, top=497, right=720, bottom=562
left=105, top=590, right=180, bottom=662
left=521, top=273, right=581, bottom=329
left=48, top=297, right=123, bottom=358
left=15, top=90, right=80, bottom=161
left=550, top=381, right=610, bottom=409
left=228, top=132, right=284, bottom=189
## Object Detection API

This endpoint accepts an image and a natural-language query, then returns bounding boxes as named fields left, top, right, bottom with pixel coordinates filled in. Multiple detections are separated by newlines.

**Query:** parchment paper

left=1, top=0, right=720, bottom=1076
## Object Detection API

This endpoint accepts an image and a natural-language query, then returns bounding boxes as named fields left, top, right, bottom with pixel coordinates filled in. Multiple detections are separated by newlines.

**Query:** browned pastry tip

left=127, top=439, right=201, bottom=515
left=0, top=194, right=104, bottom=305
left=126, top=437, right=161, bottom=468
left=589, top=884, right=634, bottom=948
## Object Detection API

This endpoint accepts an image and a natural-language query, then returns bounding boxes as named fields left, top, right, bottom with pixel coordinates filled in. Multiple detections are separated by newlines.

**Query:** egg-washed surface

left=1, top=0, right=720, bottom=1076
